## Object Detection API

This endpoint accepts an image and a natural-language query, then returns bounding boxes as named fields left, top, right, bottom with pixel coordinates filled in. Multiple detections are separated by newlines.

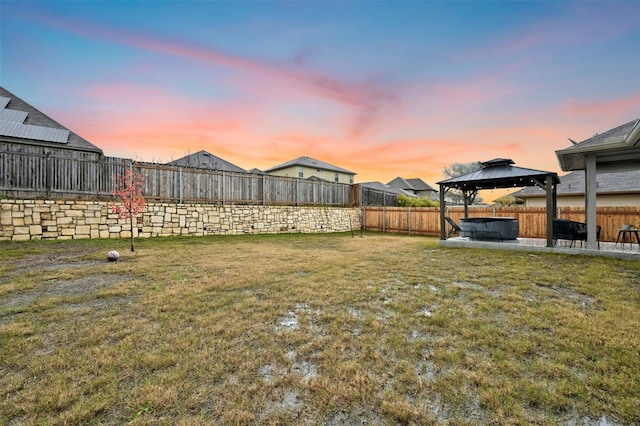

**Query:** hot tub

left=460, top=217, right=519, bottom=240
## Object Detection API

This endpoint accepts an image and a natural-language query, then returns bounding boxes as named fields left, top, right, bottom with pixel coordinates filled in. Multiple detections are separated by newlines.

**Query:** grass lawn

left=1, top=232, right=639, bottom=425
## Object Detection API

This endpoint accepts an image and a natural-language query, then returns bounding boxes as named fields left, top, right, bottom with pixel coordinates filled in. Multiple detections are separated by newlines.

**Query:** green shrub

left=493, top=194, right=522, bottom=206
left=397, top=194, right=439, bottom=207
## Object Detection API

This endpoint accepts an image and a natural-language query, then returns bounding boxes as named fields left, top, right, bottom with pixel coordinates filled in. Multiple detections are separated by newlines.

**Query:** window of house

left=349, top=176, right=354, bottom=184
left=298, top=167, right=304, bottom=178
left=335, top=173, right=339, bottom=182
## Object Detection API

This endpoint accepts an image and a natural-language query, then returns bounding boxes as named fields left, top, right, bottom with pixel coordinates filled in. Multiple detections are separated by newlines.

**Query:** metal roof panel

left=0, top=109, right=28, bottom=123
left=0, top=121, right=69, bottom=143
left=0, top=87, right=102, bottom=153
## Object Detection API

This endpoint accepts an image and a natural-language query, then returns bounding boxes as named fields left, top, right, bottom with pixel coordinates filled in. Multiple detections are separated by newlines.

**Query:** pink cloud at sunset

left=27, top=9, right=403, bottom=141
left=2, top=0, right=638, bottom=199
left=563, top=94, right=640, bottom=126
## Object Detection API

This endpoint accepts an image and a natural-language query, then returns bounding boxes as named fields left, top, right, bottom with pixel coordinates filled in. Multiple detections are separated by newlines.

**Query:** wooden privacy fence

left=136, top=162, right=354, bottom=205
left=362, top=206, right=640, bottom=242
left=0, top=151, right=367, bottom=206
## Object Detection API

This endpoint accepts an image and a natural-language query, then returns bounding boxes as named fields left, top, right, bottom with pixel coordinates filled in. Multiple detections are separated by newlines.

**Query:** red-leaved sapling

left=111, top=165, right=146, bottom=252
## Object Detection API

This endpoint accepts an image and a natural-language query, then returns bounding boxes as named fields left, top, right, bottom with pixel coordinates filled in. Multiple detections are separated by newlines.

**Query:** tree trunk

left=130, top=214, right=135, bottom=252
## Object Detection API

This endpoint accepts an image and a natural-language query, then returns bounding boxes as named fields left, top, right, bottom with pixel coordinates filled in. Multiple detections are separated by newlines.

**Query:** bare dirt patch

left=0, top=274, right=134, bottom=309
left=0, top=247, right=136, bottom=324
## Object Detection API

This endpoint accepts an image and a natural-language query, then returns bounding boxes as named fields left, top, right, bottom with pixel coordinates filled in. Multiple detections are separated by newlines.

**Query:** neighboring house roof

left=359, top=181, right=415, bottom=197
left=167, top=150, right=245, bottom=172
left=0, top=87, right=103, bottom=154
left=387, top=177, right=437, bottom=192
left=264, top=156, right=356, bottom=175
left=556, top=118, right=640, bottom=171
left=512, top=169, right=640, bottom=198
left=406, top=178, right=436, bottom=192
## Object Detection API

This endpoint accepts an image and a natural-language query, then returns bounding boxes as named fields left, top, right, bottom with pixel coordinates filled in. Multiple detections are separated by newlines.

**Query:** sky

left=1, top=0, right=639, bottom=200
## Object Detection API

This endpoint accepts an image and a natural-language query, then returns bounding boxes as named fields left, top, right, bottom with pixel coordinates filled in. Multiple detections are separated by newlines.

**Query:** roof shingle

left=513, top=170, right=640, bottom=197
left=167, top=150, right=246, bottom=172
left=264, top=156, right=355, bottom=175
left=0, top=87, right=103, bottom=154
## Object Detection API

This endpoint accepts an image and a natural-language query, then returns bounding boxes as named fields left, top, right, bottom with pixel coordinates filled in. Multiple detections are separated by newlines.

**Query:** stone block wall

left=0, top=199, right=361, bottom=241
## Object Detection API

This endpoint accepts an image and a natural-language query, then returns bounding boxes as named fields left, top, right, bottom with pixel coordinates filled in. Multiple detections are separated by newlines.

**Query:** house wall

left=0, top=199, right=360, bottom=241
left=415, top=190, right=438, bottom=200
left=524, top=194, right=640, bottom=208
left=268, top=166, right=354, bottom=184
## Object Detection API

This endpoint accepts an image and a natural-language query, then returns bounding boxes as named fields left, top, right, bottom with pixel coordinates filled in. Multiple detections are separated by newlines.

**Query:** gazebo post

left=463, top=190, right=469, bottom=218
left=584, top=155, right=598, bottom=249
left=439, top=185, right=446, bottom=240
left=545, top=173, right=555, bottom=247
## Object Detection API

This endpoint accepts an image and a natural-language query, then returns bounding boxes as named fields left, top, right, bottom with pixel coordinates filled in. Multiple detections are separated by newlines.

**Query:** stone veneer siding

left=0, top=199, right=361, bottom=241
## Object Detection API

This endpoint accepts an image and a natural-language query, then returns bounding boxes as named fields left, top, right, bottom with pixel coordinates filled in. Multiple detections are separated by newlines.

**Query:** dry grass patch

left=1, top=233, right=639, bottom=425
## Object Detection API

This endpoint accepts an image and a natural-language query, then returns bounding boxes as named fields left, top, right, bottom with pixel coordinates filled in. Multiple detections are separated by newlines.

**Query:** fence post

left=94, top=158, right=100, bottom=198
left=408, top=207, right=411, bottom=236
left=45, top=152, right=52, bottom=198
left=383, top=207, right=386, bottom=233
left=179, top=167, right=184, bottom=204
left=222, top=171, right=226, bottom=205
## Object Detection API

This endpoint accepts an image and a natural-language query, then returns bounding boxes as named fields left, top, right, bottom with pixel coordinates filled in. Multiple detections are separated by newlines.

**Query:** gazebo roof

left=436, top=158, right=559, bottom=192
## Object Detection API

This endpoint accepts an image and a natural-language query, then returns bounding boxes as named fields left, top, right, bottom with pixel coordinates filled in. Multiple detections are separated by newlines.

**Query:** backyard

left=1, top=233, right=638, bottom=425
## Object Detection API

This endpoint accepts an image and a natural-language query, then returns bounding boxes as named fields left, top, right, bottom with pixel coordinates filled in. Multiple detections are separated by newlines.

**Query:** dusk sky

left=1, top=1, right=639, bottom=196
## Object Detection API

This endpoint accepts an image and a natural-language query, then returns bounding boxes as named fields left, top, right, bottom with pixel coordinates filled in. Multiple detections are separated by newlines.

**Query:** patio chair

left=553, top=219, right=600, bottom=249
left=445, top=216, right=462, bottom=238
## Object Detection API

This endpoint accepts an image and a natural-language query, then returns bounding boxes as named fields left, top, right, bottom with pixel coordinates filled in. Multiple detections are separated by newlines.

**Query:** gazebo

left=556, top=118, right=640, bottom=249
left=437, top=159, right=560, bottom=247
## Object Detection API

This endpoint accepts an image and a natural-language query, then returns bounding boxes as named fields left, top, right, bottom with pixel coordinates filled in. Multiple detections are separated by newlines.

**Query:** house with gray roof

left=167, top=150, right=246, bottom=173
left=359, top=181, right=415, bottom=197
left=387, top=177, right=438, bottom=200
left=555, top=118, right=640, bottom=248
left=264, top=156, right=356, bottom=184
left=556, top=118, right=640, bottom=172
left=0, top=87, right=103, bottom=159
left=511, top=169, right=640, bottom=207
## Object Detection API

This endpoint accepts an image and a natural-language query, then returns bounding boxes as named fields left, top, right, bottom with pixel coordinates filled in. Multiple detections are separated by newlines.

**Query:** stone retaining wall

left=0, top=199, right=361, bottom=241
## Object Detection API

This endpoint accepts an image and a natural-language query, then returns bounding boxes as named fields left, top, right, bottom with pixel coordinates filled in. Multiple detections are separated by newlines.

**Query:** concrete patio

left=440, top=237, right=640, bottom=260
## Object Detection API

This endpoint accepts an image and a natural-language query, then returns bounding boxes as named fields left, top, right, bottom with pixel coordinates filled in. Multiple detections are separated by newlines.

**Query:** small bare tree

left=111, top=164, right=146, bottom=252
left=442, top=161, right=483, bottom=205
